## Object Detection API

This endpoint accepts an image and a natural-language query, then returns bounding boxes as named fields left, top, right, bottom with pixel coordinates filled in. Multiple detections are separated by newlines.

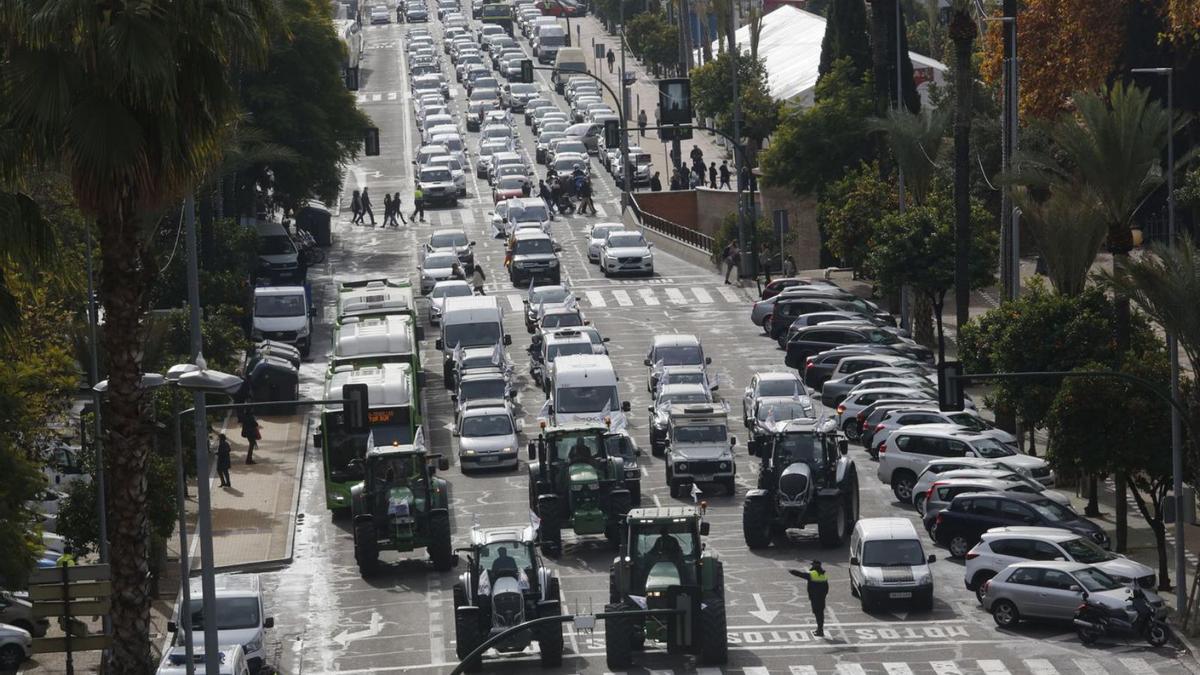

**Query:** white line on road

left=372, top=93, right=382, bottom=101
left=976, top=661, right=1011, bottom=675
left=665, top=287, right=687, bottom=304
left=506, top=294, right=523, bottom=311
left=692, top=287, right=713, bottom=304
left=585, top=290, right=606, bottom=307
left=742, top=668, right=769, bottom=675
left=1118, top=657, right=1154, bottom=675
left=931, top=661, right=962, bottom=675
left=637, top=288, right=660, bottom=306
left=652, top=494, right=662, bottom=508
left=387, top=91, right=398, bottom=100
left=717, top=286, right=742, bottom=303
left=836, top=665, right=867, bottom=675
left=426, top=572, right=445, bottom=664
left=788, top=667, right=817, bottom=675
left=882, top=664, right=914, bottom=675
left=612, top=290, right=633, bottom=306
left=1073, top=659, right=1108, bottom=675
left=1023, top=659, right=1059, bottom=675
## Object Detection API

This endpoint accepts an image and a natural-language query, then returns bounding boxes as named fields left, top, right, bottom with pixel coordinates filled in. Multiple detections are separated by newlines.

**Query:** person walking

left=393, top=191, right=407, bottom=225
left=722, top=240, right=740, bottom=284
left=351, top=189, right=363, bottom=224
left=637, top=109, right=648, bottom=137
left=790, top=562, right=830, bottom=637
left=538, top=179, right=555, bottom=215
left=782, top=254, right=797, bottom=278
left=578, top=177, right=596, bottom=215
left=708, top=162, right=717, bottom=187
left=217, top=433, right=233, bottom=488
left=471, top=263, right=487, bottom=295
left=760, top=243, right=774, bottom=284
left=241, top=410, right=261, bottom=465
left=383, top=193, right=394, bottom=226
left=649, top=171, right=662, bottom=192
left=689, top=145, right=704, bottom=167
left=606, top=48, right=615, bottom=74
left=411, top=186, right=425, bottom=222
left=361, top=187, right=376, bottom=226
left=693, top=159, right=706, bottom=187
left=719, top=160, right=732, bottom=189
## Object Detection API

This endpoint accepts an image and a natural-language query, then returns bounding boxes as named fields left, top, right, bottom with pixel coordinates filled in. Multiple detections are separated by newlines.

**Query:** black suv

left=932, top=492, right=1110, bottom=558
left=508, top=231, right=562, bottom=285
left=801, top=346, right=917, bottom=388
left=784, top=325, right=932, bottom=370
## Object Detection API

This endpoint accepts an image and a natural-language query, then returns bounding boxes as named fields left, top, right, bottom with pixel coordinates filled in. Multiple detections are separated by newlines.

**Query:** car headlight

left=296, top=323, right=310, bottom=337
left=718, top=462, right=729, bottom=471
left=243, top=638, right=263, bottom=655
left=625, top=469, right=639, bottom=478
left=463, top=449, right=476, bottom=455
left=675, top=462, right=687, bottom=472
left=548, top=259, right=559, bottom=266
left=914, top=570, right=933, bottom=586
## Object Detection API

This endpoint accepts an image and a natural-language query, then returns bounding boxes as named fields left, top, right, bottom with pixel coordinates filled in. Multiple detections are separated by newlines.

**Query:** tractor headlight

left=571, top=483, right=583, bottom=491
left=675, top=462, right=687, bottom=472
left=719, top=462, right=730, bottom=471
left=625, top=469, right=639, bottom=478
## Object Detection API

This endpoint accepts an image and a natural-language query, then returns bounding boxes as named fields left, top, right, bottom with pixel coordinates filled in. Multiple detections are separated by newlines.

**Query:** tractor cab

left=753, top=417, right=842, bottom=484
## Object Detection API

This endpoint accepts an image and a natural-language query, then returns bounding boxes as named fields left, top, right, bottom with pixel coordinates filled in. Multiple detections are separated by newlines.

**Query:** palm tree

left=0, top=1, right=271, bottom=671
left=1013, top=185, right=1108, bottom=297
left=0, top=194, right=57, bottom=334
left=868, top=106, right=950, bottom=206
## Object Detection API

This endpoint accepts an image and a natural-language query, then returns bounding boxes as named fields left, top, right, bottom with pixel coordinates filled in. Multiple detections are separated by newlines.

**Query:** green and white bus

left=336, top=278, right=419, bottom=326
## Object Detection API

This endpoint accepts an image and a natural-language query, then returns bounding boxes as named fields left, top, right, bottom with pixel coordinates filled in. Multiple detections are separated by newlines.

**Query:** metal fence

left=627, top=196, right=715, bottom=255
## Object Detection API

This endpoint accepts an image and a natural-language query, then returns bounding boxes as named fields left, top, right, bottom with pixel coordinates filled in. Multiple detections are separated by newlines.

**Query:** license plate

left=889, top=592, right=912, bottom=599
left=480, top=456, right=499, bottom=463
left=692, top=475, right=712, bottom=482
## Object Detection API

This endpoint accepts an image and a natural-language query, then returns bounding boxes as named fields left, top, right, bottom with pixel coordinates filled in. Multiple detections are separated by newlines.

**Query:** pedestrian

left=241, top=410, right=261, bottom=465
left=790, top=562, right=830, bottom=637
left=722, top=240, right=739, bottom=284
left=361, top=187, right=376, bottom=226
left=579, top=177, right=596, bottom=215
left=690, top=144, right=704, bottom=167
left=638, top=109, right=648, bottom=137
left=719, top=160, right=732, bottom=189
left=709, top=162, right=717, bottom=187
left=606, top=48, right=615, bottom=74
left=649, top=171, right=662, bottom=192
left=56, top=545, right=77, bottom=567
left=669, top=145, right=681, bottom=171
left=693, top=159, right=706, bottom=187
left=669, top=173, right=681, bottom=190
left=538, top=179, right=555, bottom=214
left=383, top=193, right=394, bottom=226
left=393, top=191, right=407, bottom=225
left=351, top=189, right=363, bottom=224
left=217, top=433, right=233, bottom=487
left=760, top=243, right=774, bottom=284
left=521, top=179, right=532, bottom=197
left=471, top=263, right=487, bottom=295
left=782, top=254, right=797, bottom=278
left=411, top=186, right=425, bottom=222
left=451, top=263, right=467, bottom=281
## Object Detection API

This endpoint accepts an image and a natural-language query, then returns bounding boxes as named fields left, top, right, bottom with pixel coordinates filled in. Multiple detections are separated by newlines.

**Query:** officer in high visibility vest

left=789, top=560, right=829, bottom=636
left=56, top=545, right=77, bottom=567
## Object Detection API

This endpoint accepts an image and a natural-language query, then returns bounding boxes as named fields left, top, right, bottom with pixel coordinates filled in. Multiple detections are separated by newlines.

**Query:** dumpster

left=245, top=354, right=300, bottom=415
left=296, top=204, right=333, bottom=247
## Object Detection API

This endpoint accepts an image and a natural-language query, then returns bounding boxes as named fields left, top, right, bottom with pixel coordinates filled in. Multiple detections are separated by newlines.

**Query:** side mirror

left=503, top=334, right=512, bottom=345
left=168, top=621, right=178, bottom=633
left=621, top=401, right=631, bottom=413
left=436, top=338, right=445, bottom=351
left=451, top=394, right=459, bottom=402
left=264, top=617, right=275, bottom=629
left=700, top=522, right=710, bottom=536
left=643, top=358, right=652, bottom=366
left=602, top=337, right=611, bottom=343
left=927, top=554, right=937, bottom=564
left=470, top=240, right=477, bottom=246
left=730, top=436, right=737, bottom=446
left=705, top=357, right=712, bottom=365
left=838, top=439, right=849, bottom=456
left=850, top=557, right=860, bottom=566
left=647, top=406, right=655, bottom=413
left=1070, top=585, right=1082, bottom=593
left=452, top=428, right=460, bottom=436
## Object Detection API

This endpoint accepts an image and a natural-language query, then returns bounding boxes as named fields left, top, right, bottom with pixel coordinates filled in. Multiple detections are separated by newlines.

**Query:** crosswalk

left=590, top=657, right=1166, bottom=675
left=355, top=90, right=401, bottom=103
left=499, top=285, right=746, bottom=312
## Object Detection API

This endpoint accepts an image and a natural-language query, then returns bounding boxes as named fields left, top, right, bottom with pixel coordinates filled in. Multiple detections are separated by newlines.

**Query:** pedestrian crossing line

left=881, top=663, right=914, bottom=675
left=742, top=668, right=770, bottom=675
left=585, top=290, right=606, bottom=308
left=648, top=670, right=673, bottom=675
left=612, top=289, right=633, bottom=306
left=505, top=294, right=523, bottom=312
left=1074, top=659, right=1108, bottom=675
left=387, top=91, right=398, bottom=100
left=637, top=288, right=660, bottom=306
left=977, top=660, right=1011, bottom=675
left=836, top=665, right=867, bottom=675
left=717, top=286, right=743, bottom=303
left=788, top=667, right=816, bottom=675
left=694, top=669, right=722, bottom=675
left=931, top=661, right=962, bottom=675
left=372, top=93, right=383, bottom=102
left=693, top=287, right=714, bottom=304
left=665, top=287, right=688, bottom=304
left=1024, top=659, right=1059, bottom=675
left=1118, top=657, right=1154, bottom=675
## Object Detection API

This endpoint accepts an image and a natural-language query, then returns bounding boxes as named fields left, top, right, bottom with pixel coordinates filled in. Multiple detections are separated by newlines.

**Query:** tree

left=868, top=0, right=920, bottom=114
left=626, top=12, right=681, bottom=76
left=1045, top=353, right=1176, bottom=590
left=688, top=51, right=781, bottom=156
left=1013, top=184, right=1108, bottom=297
left=0, top=1, right=272, bottom=671
left=869, top=106, right=949, bottom=205
left=816, top=161, right=897, bottom=271
left=760, top=59, right=875, bottom=196
left=240, top=0, right=372, bottom=214
left=866, top=183, right=997, bottom=362
left=819, top=0, right=873, bottom=83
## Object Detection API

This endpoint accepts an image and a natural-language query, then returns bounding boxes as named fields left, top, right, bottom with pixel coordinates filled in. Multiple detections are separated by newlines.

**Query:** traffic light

left=657, top=78, right=692, bottom=125
left=603, top=119, right=621, bottom=149
left=519, top=59, right=534, bottom=84
left=937, top=361, right=965, bottom=412
left=342, top=383, right=370, bottom=433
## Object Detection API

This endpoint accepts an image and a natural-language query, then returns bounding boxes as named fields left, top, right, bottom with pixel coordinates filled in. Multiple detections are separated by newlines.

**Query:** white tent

left=712, top=5, right=948, bottom=108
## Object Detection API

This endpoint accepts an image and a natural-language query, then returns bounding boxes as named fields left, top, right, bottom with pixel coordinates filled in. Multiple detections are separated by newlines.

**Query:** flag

left=528, top=277, right=535, bottom=296
left=565, top=293, right=578, bottom=311
left=477, top=569, right=492, bottom=596
left=529, top=508, right=541, bottom=533
left=628, top=595, right=648, bottom=610
left=538, top=398, right=552, bottom=423
left=690, top=482, right=703, bottom=503
left=610, top=411, right=628, bottom=433
left=453, top=342, right=464, bottom=365
left=538, top=297, right=545, bottom=318
left=600, top=399, right=611, bottom=419
left=491, top=341, right=504, bottom=366
left=764, top=405, right=776, bottom=430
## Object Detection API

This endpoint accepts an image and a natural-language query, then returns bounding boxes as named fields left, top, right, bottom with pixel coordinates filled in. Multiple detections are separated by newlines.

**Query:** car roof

left=658, top=383, right=711, bottom=397
left=461, top=401, right=511, bottom=416
left=757, top=371, right=802, bottom=382
left=1004, top=560, right=1093, bottom=572
left=855, top=517, right=917, bottom=539
left=983, top=526, right=1080, bottom=542
left=514, top=229, right=551, bottom=240
left=894, top=424, right=991, bottom=440
left=652, top=334, right=700, bottom=347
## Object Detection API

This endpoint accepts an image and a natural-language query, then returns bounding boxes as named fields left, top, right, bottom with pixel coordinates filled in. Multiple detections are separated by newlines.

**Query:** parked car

left=933, top=492, right=1110, bottom=558
left=0, top=624, right=32, bottom=670
left=981, top=561, right=1130, bottom=628
left=784, top=324, right=933, bottom=370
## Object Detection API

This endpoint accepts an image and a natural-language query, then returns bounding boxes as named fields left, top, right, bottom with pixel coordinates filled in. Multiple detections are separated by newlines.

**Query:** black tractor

left=742, top=418, right=859, bottom=549
left=453, top=525, right=564, bottom=671
left=604, top=506, right=727, bottom=669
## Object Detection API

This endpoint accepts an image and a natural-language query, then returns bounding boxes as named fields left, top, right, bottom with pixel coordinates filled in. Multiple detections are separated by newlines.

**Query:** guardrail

left=627, top=195, right=715, bottom=255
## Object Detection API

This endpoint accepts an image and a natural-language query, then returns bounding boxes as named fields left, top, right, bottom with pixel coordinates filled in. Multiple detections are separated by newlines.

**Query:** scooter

left=1073, top=587, right=1169, bottom=647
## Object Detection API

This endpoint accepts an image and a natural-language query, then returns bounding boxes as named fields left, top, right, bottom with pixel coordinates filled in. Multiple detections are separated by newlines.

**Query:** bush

left=817, top=161, right=896, bottom=272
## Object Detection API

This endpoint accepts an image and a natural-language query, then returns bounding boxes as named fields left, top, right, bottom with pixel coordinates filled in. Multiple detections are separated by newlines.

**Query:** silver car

left=871, top=406, right=1014, bottom=457
left=428, top=280, right=473, bottom=325
left=456, top=402, right=520, bottom=470
left=918, top=474, right=1070, bottom=521
left=821, top=369, right=935, bottom=407
left=418, top=251, right=461, bottom=294
left=982, top=561, right=1135, bottom=628
left=742, top=371, right=808, bottom=428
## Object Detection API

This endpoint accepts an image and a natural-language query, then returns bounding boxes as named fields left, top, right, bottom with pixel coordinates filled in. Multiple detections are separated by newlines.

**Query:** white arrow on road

left=332, top=610, right=384, bottom=649
left=748, top=593, right=779, bottom=623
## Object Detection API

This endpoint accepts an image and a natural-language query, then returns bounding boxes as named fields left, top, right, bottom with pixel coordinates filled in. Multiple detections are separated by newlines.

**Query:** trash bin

left=249, top=340, right=302, bottom=370
left=246, top=355, right=300, bottom=415
left=296, top=204, right=333, bottom=247
left=1164, top=487, right=1197, bottom=525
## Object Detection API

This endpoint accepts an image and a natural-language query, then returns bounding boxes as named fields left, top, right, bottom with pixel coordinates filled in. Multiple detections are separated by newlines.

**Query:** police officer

left=57, top=545, right=77, bottom=567
left=789, top=561, right=829, bottom=636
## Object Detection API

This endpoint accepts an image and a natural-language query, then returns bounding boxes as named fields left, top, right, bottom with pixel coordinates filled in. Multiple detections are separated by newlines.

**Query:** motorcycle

left=294, top=227, right=326, bottom=265
left=1073, top=587, right=1169, bottom=647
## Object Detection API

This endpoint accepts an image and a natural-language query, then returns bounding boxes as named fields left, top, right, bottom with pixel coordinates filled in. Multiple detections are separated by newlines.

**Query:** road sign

left=594, top=43, right=605, bottom=59
left=28, top=580, right=112, bottom=602
left=29, top=564, right=110, bottom=585
left=33, top=636, right=111, bottom=654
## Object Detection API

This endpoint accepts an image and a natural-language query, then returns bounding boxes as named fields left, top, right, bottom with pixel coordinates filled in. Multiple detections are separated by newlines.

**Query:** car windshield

left=421, top=169, right=452, bottom=182
left=658, top=392, right=710, bottom=407
left=513, top=204, right=548, bottom=222
left=188, top=597, right=259, bottom=631
left=673, top=424, right=727, bottom=444
left=478, top=542, right=532, bottom=574
left=758, top=400, right=814, bottom=421
left=432, top=284, right=473, bottom=299
left=444, top=322, right=502, bottom=348
left=431, top=232, right=467, bottom=247
left=541, top=313, right=581, bottom=328
left=866, top=329, right=900, bottom=344
left=515, top=239, right=554, bottom=255
left=258, top=234, right=295, bottom=255
left=462, top=414, right=514, bottom=437
left=862, top=539, right=927, bottom=567
left=948, top=412, right=989, bottom=431
left=972, top=438, right=1017, bottom=458
left=509, top=83, right=537, bottom=94
left=498, top=176, right=527, bottom=190
left=556, top=385, right=618, bottom=413
left=1060, top=537, right=1116, bottom=564
left=655, top=345, right=702, bottom=366
left=530, top=287, right=569, bottom=304
left=591, top=226, right=620, bottom=241
left=758, top=379, right=804, bottom=397
left=558, top=141, right=586, bottom=154
left=547, top=342, right=593, bottom=361
left=607, top=234, right=646, bottom=248
left=423, top=253, right=459, bottom=268
left=1074, top=567, right=1122, bottom=592
left=470, top=90, right=497, bottom=101
left=255, top=294, right=305, bottom=318
left=539, top=132, right=566, bottom=145
left=1030, top=499, right=1077, bottom=523
left=662, top=372, right=705, bottom=387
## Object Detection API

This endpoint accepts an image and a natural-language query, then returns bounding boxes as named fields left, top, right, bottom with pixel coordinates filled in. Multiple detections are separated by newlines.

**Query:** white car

left=599, top=230, right=653, bottom=277
left=0, top=623, right=32, bottom=670
left=428, top=280, right=474, bottom=325
left=369, top=4, right=390, bottom=23
left=586, top=222, right=624, bottom=263
left=418, top=252, right=462, bottom=295
left=426, top=155, right=468, bottom=197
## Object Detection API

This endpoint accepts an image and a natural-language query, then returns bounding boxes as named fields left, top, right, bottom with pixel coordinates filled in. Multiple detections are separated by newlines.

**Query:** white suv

left=0, top=623, right=32, bottom=670
left=876, top=425, right=1053, bottom=504
left=964, top=527, right=1163, bottom=605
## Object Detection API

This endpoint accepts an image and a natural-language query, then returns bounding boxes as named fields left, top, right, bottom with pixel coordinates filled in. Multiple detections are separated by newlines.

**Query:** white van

left=436, top=296, right=511, bottom=387
left=547, top=354, right=631, bottom=425
left=551, top=47, right=587, bottom=93
left=533, top=24, right=567, bottom=64
left=848, top=517, right=936, bottom=612
left=169, top=574, right=273, bottom=673
left=157, top=645, right=250, bottom=675
left=252, top=285, right=313, bottom=357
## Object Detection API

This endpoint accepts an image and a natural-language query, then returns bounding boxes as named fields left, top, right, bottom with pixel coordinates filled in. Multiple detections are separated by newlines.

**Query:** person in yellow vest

left=789, top=560, right=829, bottom=636
left=56, top=545, right=77, bottom=567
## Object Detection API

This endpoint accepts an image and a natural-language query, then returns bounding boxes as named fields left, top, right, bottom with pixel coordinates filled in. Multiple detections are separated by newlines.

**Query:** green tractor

left=526, top=422, right=634, bottom=555
left=604, top=506, right=727, bottom=669
left=350, top=444, right=454, bottom=575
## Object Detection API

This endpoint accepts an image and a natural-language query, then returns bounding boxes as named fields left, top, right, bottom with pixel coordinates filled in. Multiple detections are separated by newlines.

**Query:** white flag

left=529, top=508, right=541, bottom=533
left=600, top=399, right=612, bottom=419
left=491, top=341, right=504, bottom=366
left=690, top=482, right=703, bottom=503
left=528, top=277, right=535, bottom=296
left=565, top=294, right=578, bottom=311
left=453, top=342, right=464, bottom=365
left=609, top=411, right=628, bottom=433
left=538, top=398, right=552, bottom=423
left=627, top=594, right=648, bottom=610
left=538, top=297, right=545, bottom=318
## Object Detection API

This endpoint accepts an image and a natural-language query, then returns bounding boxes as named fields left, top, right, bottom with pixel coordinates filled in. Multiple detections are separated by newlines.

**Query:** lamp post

left=165, top=363, right=201, bottom=675
left=1131, top=65, right=1181, bottom=610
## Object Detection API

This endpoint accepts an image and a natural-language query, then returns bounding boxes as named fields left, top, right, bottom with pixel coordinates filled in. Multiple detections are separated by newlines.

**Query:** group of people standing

left=666, top=146, right=732, bottom=191
left=537, top=165, right=596, bottom=216
left=351, top=186, right=426, bottom=226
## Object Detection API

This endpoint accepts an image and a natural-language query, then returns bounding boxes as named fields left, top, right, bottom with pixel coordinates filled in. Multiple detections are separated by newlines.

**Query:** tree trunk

left=912, top=292, right=934, bottom=348
left=97, top=204, right=157, bottom=675
left=949, top=10, right=975, bottom=330
left=933, top=293, right=946, bottom=367
left=868, top=0, right=891, bottom=116
left=1116, top=470, right=1128, bottom=551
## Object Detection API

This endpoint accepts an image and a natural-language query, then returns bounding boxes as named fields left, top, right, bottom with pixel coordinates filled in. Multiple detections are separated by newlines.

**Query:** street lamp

left=1131, top=65, right=1181, bottom=611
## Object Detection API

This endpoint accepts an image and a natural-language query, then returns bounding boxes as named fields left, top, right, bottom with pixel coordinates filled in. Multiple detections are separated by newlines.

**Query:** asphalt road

left=256, top=6, right=1196, bottom=674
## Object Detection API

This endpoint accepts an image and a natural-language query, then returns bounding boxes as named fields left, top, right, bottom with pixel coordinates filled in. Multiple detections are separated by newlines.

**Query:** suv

left=869, top=407, right=1015, bottom=457
left=508, top=230, right=562, bottom=285
left=645, top=334, right=710, bottom=393
left=933, top=492, right=1110, bottom=558
left=803, top=349, right=929, bottom=389
left=836, top=387, right=937, bottom=438
left=877, top=426, right=1053, bottom=503
left=648, top=383, right=714, bottom=455
left=664, top=404, right=736, bottom=497
left=784, top=325, right=932, bottom=370
left=821, top=368, right=933, bottom=407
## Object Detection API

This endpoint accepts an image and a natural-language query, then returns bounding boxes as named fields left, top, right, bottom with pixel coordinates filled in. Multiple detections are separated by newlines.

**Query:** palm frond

left=868, top=106, right=949, bottom=205
left=1015, top=184, right=1107, bottom=296
left=1105, top=235, right=1200, bottom=372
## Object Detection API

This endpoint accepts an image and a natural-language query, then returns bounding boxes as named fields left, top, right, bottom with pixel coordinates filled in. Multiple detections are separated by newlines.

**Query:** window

left=967, top=498, right=1000, bottom=516
left=461, top=414, right=514, bottom=437
left=802, top=330, right=838, bottom=344
left=946, top=440, right=970, bottom=457
left=1006, top=567, right=1043, bottom=586
left=899, top=414, right=942, bottom=425
left=1040, top=570, right=1077, bottom=591
left=1028, top=541, right=1065, bottom=561
left=989, top=539, right=1032, bottom=558
left=999, top=500, right=1037, bottom=523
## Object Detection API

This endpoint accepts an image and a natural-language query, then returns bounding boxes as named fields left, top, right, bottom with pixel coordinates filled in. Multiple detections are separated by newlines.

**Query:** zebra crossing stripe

left=665, top=288, right=687, bottom=304
left=694, top=669, right=722, bottom=675
left=637, top=288, right=660, bottom=306
left=585, top=291, right=606, bottom=308
left=1118, top=658, right=1154, bottom=675
left=977, top=660, right=1011, bottom=675
left=372, top=93, right=382, bottom=101
left=717, top=286, right=742, bottom=303
left=505, top=295, right=523, bottom=312
left=742, top=669, right=770, bottom=675
left=836, top=665, right=867, bottom=675
left=788, top=667, right=816, bottom=675
left=1024, top=659, right=1059, bottom=675
left=882, top=664, right=914, bottom=675
left=931, top=662, right=962, bottom=675
left=692, top=287, right=713, bottom=304
left=387, top=91, right=398, bottom=100
left=612, top=290, right=633, bottom=306
left=1073, top=659, right=1107, bottom=675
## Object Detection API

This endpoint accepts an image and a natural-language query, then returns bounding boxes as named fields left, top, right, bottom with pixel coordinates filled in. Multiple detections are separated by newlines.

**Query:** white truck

left=546, top=354, right=631, bottom=426
left=664, top=404, right=737, bottom=498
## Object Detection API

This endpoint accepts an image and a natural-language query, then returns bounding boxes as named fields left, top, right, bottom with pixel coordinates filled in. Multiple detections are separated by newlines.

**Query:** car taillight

left=965, top=552, right=980, bottom=560
left=836, top=404, right=846, bottom=414
left=935, top=513, right=944, bottom=526
left=980, top=580, right=990, bottom=596
left=862, top=420, right=870, bottom=431
left=874, top=423, right=886, bottom=431
left=1076, top=603, right=1088, bottom=612
left=878, top=442, right=887, bottom=454
left=806, top=361, right=815, bottom=370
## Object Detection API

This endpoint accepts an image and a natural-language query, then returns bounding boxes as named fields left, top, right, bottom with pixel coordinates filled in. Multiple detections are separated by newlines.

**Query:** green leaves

left=688, top=50, right=780, bottom=146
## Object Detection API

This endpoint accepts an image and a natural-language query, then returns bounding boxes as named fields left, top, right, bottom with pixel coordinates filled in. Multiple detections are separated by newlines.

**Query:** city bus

left=336, top=278, right=420, bottom=330
left=480, top=0, right=514, bottom=35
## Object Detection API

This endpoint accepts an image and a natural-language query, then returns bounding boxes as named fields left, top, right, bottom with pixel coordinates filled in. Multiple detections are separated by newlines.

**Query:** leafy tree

left=688, top=51, right=781, bottom=156
left=869, top=106, right=950, bottom=205
left=1045, top=351, right=1176, bottom=588
left=1013, top=184, right=1107, bottom=297
left=819, top=0, right=872, bottom=83
left=866, top=183, right=997, bottom=361
left=760, top=58, right=875, bottom=196
left=709, top=211, right=775, bottom=267
left=626, top=12, right=680, bottom=76
left=817, top=161, right=897, bottom=271
left=240, top=0, right=373, bottom=213
left=0, top=1, right=272, bottom=671
left=947, top=0, right=977, bottom=327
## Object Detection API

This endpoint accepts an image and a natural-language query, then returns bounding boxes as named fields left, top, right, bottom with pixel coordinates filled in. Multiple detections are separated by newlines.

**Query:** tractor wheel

left=604, top=602, right=635, bottom=670
left=817, top=496, right=843, bottom=548
left=742, top=499, right=772, bottom=549
left=537, top=597, right=564, bottom=667
left=454, top=605, right=484, bottom=671
left=698, top=598, right=729, bottom=665
left=843, top=478, right=860, bottom=540
left=540, top=500, right=562, bottom=556
left=353, top=522, right=378, bottom=576
left=428, top=511, right=454, bottom=571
